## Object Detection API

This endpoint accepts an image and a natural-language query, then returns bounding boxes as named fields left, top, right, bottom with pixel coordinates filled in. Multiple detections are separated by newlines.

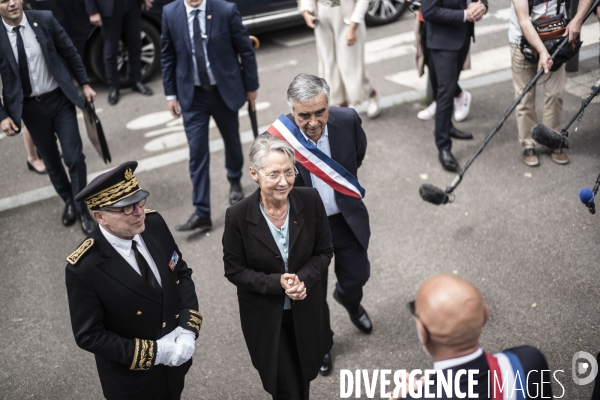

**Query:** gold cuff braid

left=130, top=338, right=155, bottom=371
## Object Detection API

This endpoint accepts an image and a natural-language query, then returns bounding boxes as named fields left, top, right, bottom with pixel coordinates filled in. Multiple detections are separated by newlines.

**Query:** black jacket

left=0, top=11, right=89, bottom=129
left=65, top=210, right=200, bottom=400
left=290, top=107, right=371, bottom=250
left=223, top=187, right=334, bottom=395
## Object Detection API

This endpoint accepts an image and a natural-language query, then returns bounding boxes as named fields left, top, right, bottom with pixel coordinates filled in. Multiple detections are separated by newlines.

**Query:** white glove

left=170, top=328, right=196, bottom=367
left=155, top=327, right=183, bottom=366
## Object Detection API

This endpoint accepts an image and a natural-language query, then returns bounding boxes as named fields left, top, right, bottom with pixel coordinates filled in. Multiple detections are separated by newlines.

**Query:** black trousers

left=21, top=89, right=87, bottom=214
left=321, top=214, right=371, bottom=315
left=274, top=311, right=310, bottom=400
left=106, top=377, right=185, bottom=400
left=429, top=34, right=471, bottom=152
left=420, top=22, right=462, bottom=100
left=101, top=0, right=142, bottom=87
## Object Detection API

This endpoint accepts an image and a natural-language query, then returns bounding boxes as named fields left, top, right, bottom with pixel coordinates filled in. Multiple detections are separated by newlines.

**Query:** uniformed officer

left=65, top=161, right=201, bottom=400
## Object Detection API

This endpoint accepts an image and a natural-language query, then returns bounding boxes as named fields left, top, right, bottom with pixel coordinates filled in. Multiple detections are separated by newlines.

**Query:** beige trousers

left=510, top=43, right=565, bottom=149
left=314, top=4, right=373, bottom=106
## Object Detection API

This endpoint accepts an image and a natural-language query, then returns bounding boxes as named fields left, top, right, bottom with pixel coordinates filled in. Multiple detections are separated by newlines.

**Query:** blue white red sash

left=486, top=351, right=527, bottom=400
left=267, top=115, right=365, bottom=199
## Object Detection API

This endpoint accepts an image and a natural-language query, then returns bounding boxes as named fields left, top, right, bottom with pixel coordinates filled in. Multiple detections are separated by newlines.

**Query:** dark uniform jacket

left=0, top=11, right=89, bottom=130
left=290, top=107, right=371, bottom=250
left=65, top=210, right=201, bottom=400
left=222, top=187, right=334, bottom=395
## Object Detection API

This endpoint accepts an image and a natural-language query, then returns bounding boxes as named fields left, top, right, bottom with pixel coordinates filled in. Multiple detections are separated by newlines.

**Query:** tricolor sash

left=267, top=115, right=365, bottom=199
left=486, top=351, right=527, bottom=400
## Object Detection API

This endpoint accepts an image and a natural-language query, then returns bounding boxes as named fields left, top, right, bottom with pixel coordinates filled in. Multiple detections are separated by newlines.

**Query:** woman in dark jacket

left=223, top=134, right=333, bottom=400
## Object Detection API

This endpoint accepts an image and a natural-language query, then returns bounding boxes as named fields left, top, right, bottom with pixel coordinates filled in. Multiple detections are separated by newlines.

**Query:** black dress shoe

left=333, top=290, right=373, bottom=334
left=131, top=82, right=154, bottom=96
left=449, top=126, right=473, bottom=140
left=229, top=181, right=244, bottom=205
left=80, top=210, right=97, bottom=235
left=438, top=150, right=459, bottom=172
left=175, top=214, right=212, bottom=232
left=319, top=353, right=332, bottom=376
left=27, top=160, right=47, bottom=174
left=108, top=87, right=120, bottom=105
left=62, top=203, right=77, bottom=226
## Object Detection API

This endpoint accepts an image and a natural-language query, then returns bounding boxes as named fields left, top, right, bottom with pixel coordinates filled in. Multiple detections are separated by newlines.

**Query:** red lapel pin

left=293, top=221, right=297, bottom=224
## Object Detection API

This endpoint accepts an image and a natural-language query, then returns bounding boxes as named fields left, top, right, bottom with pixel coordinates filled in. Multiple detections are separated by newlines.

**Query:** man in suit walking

left=66, top=161, right=202, bottom=400
left=85, top=0, right=154, bottom=105
left=421, top=0, right=487, bottom=171
left=0, top=0, right=97, bottom=235
left=283, top=73, right=373, bottom=376
left=388, top=275, right=552, bottom=399
left=161, top=0, right=259, bottom=233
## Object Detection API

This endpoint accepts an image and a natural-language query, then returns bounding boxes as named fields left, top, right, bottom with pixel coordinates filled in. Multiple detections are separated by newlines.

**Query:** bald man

left=391, top=275, right=552, bottom=399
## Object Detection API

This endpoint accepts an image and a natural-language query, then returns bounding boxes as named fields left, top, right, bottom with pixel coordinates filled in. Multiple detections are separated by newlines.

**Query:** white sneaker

left=453, top=90, right=471, bottom=122
left=367, top=94, right=381, bottom=119
left=417, top=101, right=436, bottom=120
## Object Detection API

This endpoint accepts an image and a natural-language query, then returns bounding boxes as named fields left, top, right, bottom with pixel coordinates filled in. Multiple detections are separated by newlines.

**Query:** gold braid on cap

left=85, top=168, right=141, bottom=209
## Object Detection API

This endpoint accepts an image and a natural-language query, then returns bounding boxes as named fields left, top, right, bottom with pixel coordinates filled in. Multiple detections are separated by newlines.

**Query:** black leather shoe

left=131, top=82, right=154, bottom=96
left=229, top=181, right=244, bottom=205
left=27, top=160, right=47, bottom=174
left=108, top=87, right=120, bottom=105
left=319, top=353, right=332, bottom=376
left=333, top=290, right=373, bottom=334
left=80, top=209, right=96, bottom=235
left=449, top=126, right=473, bottom=140
left=175, top=214, right=212, bottom=232
left=62, top=203, right=77, bottom=226
left=438, top=150, right=459, bottom=172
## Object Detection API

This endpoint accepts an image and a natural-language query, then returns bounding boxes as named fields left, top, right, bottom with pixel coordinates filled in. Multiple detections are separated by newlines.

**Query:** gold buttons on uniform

left=175, top=314, right=179, bottom=319
left=137, top=311, right=142, bottom=315
left=162, top=322, right=166, bottom=328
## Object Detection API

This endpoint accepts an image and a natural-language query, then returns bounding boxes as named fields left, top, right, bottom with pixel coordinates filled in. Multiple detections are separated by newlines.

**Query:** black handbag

left=519, top=8, right=582, bottom=71
left=82, top=97, right=111, bottom=164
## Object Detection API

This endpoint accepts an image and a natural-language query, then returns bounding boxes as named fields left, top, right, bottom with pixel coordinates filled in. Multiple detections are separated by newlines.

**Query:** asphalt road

left=1, top=4, right=600, bottom=399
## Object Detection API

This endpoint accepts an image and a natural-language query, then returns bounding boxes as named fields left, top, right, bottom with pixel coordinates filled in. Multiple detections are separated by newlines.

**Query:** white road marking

left=126, top=111, right=175, bottom=130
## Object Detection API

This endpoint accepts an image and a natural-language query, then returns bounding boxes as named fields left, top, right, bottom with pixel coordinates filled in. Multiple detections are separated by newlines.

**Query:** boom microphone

left=579, top=188, right=595, bottom=214
left=419, top=184, right=449, bottom=205
left=531, top=124, right=569, bottom=150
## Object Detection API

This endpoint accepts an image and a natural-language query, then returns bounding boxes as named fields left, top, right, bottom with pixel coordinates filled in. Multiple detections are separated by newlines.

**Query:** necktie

left=191, top=9, right=212, bottom=89
left=131, top=240, right=161, bottom=292
left=14, top=26, right=33, bottom=97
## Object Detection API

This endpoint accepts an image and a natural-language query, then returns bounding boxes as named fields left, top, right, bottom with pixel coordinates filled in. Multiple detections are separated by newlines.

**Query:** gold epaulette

left=130, top=338, right=155, bottom=371
left=66, top=238, right=94, bottom=265
left=144, top=209, right=157, bottom=214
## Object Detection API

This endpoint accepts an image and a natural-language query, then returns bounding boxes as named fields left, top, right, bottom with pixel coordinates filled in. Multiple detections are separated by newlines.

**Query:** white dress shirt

left=2, top=16, right=58, bottom=96
left=433, top=348, right=483, bottom=371
left=165, top=0, right=216, bottom=101
left=99, top=225, right=162, bottom=287
left=299, top=126, right=342, bottom=216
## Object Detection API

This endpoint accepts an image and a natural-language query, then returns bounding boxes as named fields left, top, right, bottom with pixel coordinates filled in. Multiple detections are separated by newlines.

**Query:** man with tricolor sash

left=389, top=275, right=552, bottom=399
left=268, top=73, right=374, bottom=377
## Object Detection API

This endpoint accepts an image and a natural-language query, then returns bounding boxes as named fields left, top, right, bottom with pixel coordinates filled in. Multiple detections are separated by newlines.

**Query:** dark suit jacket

left=290, top=107, right=371, bottom=250
left=84, top=0, right=144, bottom=17
left=65, top=211, right=200, bottom=400
left=160, top=0, right=259, bottom=112
left=0, top=11, right=88, bottom=129
left=421, top=0, right=488, bottom=51
left=223, top=187, right=334, bottom=395
left=404, top=346, right=551, bottom=399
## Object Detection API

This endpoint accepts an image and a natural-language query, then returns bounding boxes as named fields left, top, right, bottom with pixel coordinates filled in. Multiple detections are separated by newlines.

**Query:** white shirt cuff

left=464, top=10, right=467, bottom=22
left=166, top=95, right=177, bottom=101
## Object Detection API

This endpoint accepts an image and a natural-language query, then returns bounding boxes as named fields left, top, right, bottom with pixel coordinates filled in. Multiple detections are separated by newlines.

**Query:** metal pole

left=566, top=0, right=581, bottom=72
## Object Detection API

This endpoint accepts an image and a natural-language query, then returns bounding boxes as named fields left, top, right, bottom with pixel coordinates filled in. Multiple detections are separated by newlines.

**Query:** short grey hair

left=286, top=73, right=330, bottom=110
left=249, top=134, right=296, bottom=171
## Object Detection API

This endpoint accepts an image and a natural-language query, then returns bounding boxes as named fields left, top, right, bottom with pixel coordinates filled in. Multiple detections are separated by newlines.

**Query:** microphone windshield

left=579, top=188, right=594, bottom=205
left=531, top=124, right=568, bottom=150
left=419, top=184, right=449, bottom=205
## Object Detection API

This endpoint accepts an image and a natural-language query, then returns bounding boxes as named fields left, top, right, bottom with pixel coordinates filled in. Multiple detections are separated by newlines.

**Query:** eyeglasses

left=257, top=167, right=298, bottom=181
left=407, top=300, right=418, bottom=317
left=102, top=198, right=146, bottom=215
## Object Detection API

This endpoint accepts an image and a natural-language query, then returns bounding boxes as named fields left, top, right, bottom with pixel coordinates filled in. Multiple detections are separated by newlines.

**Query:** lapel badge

left=207, top=15, right=212, bottom=19
left=168, top=251, right=179, bottom=272
left=293, top=220, right=297, bottom=224
left=33, top=22, right=38, bottom=27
